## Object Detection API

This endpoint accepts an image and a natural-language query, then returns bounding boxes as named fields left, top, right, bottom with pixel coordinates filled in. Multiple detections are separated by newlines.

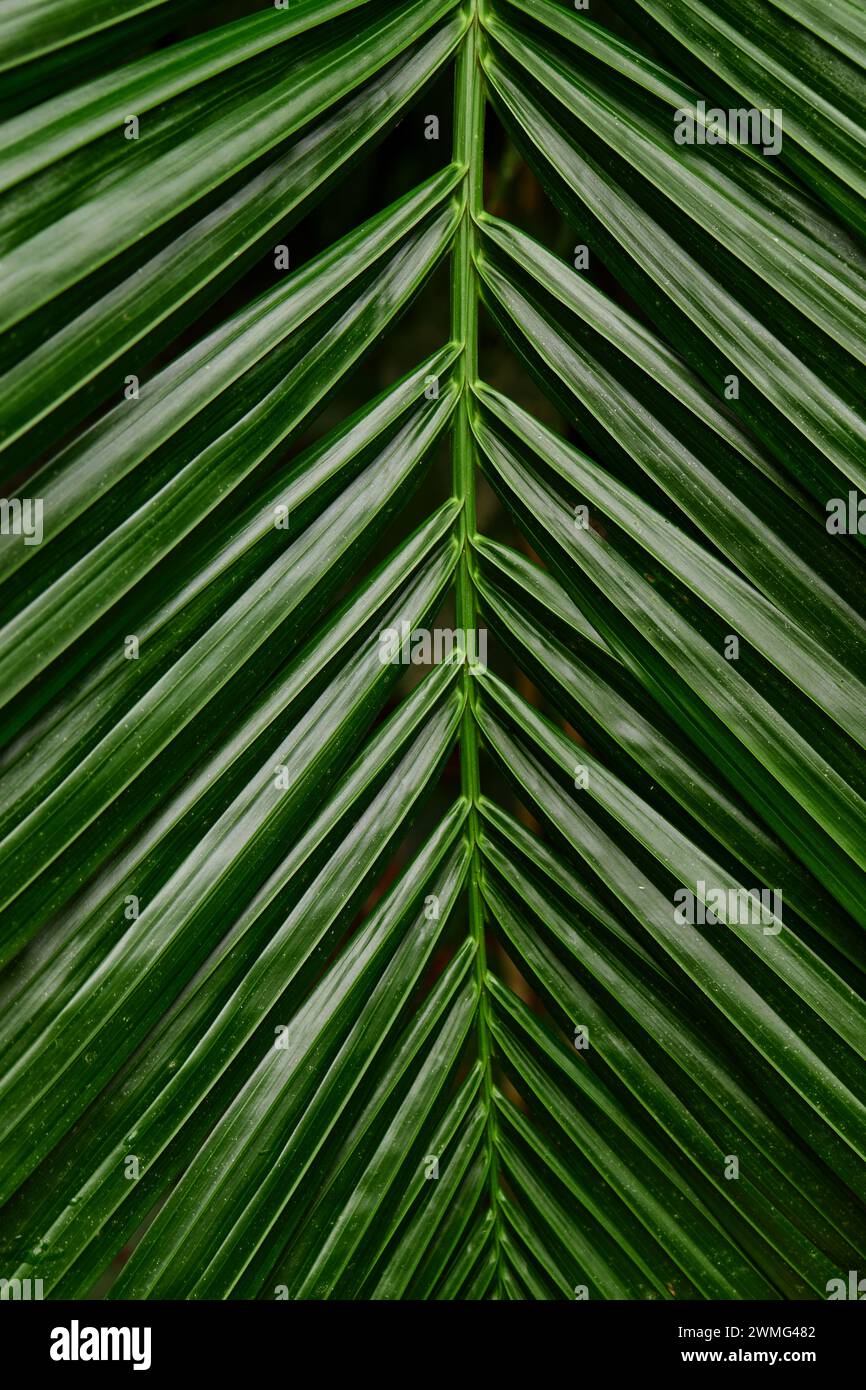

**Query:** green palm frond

left=1, top=0, right=865, bottom=1301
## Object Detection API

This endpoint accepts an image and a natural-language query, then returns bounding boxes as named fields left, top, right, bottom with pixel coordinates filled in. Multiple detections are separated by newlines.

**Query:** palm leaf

left=1, top=0, right=865, bottom=1301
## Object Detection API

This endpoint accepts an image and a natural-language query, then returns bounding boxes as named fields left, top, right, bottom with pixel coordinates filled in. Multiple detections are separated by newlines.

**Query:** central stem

left=451, top=0, right=503, bottom=1287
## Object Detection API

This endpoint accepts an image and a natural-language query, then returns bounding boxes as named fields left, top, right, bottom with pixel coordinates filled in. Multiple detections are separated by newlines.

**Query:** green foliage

left=1, top=0, right=865, bottom=1300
